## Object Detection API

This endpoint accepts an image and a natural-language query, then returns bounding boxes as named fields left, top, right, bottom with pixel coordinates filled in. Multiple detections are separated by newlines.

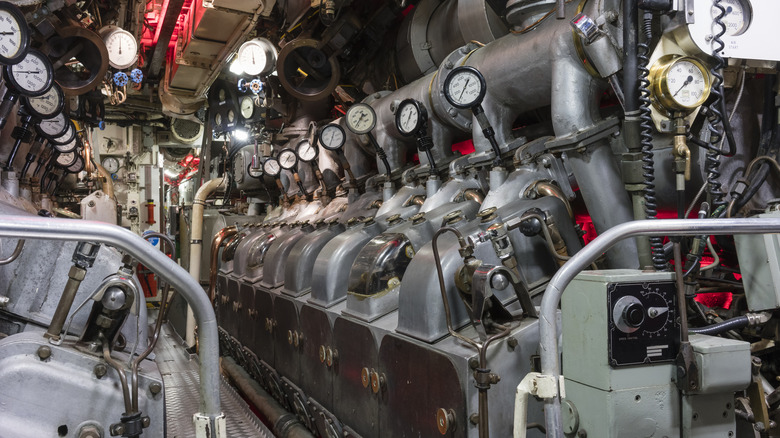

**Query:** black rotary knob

left=623, top=303, right=645, bottom=327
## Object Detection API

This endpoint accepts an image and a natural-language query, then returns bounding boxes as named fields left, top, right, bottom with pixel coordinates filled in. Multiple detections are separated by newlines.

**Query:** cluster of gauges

left=209, top=80, right=263, bottom=133
left=248, top=123, right=346, bottom=179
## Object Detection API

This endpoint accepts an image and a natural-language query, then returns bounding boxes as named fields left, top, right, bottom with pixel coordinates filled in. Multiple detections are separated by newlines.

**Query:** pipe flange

left=277, top=39, right=340, bottom=102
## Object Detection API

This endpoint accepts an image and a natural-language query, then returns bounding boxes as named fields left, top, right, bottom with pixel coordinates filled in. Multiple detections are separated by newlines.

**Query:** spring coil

left=706, top=0, right=728, bottom=208
left=638, top=12, right=666, bottom=270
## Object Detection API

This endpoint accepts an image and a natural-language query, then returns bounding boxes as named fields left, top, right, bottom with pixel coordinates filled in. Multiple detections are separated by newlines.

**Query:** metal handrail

left=538, top=217, right=780, bottom=437
left=0, top=215, right=223, bottom=425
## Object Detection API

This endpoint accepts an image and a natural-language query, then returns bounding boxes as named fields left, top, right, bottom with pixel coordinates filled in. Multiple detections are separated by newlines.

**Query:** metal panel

left=260, top=228, right=306, bottom=289
left=251, top=285, right=275, bottom=367
left=333, top=316, right=381, bottom=438
left=299, top=304, right=337, bottom=410
left=237, top=281, right=256, bottom=348
left=282, top=224, right=344, bottom=297
left=272, top=292, right=302, bottom=382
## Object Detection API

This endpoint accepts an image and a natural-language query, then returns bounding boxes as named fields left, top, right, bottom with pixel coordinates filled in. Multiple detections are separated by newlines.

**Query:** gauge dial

left=443, top=66, right=487, bottom=109
left=711, top=0, right=751, bottom=36
left=248, top=164, right=264, bottom=178
left=0, top=2, right=29, bottom=65
left=103, top=27, right=138, bottom=69
left=227, top=109, right=235, bottom=124
left=649, top=56, right=711, bottom=113
left=240, top=96, right=254, bottom=120
left=345, top=103, right=377, bottom=135
left=263, top=156, right=281, bottom=176
left=278, top=148, right=298, bottom=170
left=319, top=124, right=346, bottom=150
left=237, top=38, right=275, bottom=76
left=24, top=83, right=64, bottom=119
left=214, top=113, right=222, bottom=128
left=67, top=155, right=85, bottom=173
left=395, top=99, right=428, bottom=136
left=6, top=49, right=54, bottom=97
left=56, top=151, right=77, bottom=168
left=218, top=89, right=226, bottom=102
left=296, top=139, right=318, bottom=162
left=102, top=156, right=120, bottom=173
left=37, top=112, right=69, bottom=139
left=49, top=121, right=76, bottom=145
left=53, top=137, right=78, bottom=153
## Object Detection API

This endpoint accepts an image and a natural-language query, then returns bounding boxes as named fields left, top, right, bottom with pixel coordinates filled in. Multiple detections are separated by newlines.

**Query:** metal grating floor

left=156, top=324, right=274, bottom=438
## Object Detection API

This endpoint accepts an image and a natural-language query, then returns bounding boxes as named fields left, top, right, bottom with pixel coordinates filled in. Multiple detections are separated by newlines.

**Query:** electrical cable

left=637, top=11, right=666, bottom=270
left=705, top=0, right=729, bottom=208
left=689, top=315, right=750, bottom=335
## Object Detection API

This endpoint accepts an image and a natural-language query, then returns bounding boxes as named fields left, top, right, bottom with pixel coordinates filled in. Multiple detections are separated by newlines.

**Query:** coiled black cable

left=706, top=0, right=728, bottom=208
left=637, top=12, right=666, bottom=270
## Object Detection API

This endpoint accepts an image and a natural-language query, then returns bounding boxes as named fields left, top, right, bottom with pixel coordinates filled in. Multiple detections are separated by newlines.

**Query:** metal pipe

left=95, top=163, right=115, bottom=199
left=0, top=239, right=24, bottom=265
left=222, top=357, right=315, bottom=438
left=101, top=334, right=133, bottom=414
left=44, top=264, right=87, bottom=340
left=208, top=227, right=237, bottom=303
left=537, top=217, right=780, bottom=437
left=187, top=177, right=226, bottom=346
left=533, top=182, right=572, bottom=218
left=0, top=215, right=223, bottom=422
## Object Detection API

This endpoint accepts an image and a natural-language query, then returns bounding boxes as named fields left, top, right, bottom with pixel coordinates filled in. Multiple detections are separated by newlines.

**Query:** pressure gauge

left=0, top=2, right=29, bottom=65
left=53, top=137, right=78, bottom=154
left=237, top=38, right=276, bottom=76
left=296, top=139, right=318, bottom=162
left=443, top=66, right=487, bottom=109
left=67, top=155, right=85, bottom=173
left=102, top=156, right=120, bottom=173
left=218, top=89, right=226, bottom=102
left=240, top=96, right=255, bottom=120
left=24, top=83, right=64, bottom=119
left=278, top=148, right=298, bottom=170
left=102, top=26, right=138, bottom=69
left=345, top=103, right=376, bottom=135
left=49, top=121, right=76, bottom=145
left=263, top=156, right=281, bottom=176
left=56, top=151, right=78, bottom=168
left=214, top=113, right=223, bottom=129
left=395, top=99, right=427, bottom=136
left=649, top=56, right=711, bottom=113
left=6, top=49, right=54, bottom=97
left=247, top=164, right=263, bottom=178
left=319, top=124, right=346, bottom=150
left=712, top=0, right=751, bottom=36
left=227, top=109, right=236, bottom=124
left=37, top=113, right=69, bottom=140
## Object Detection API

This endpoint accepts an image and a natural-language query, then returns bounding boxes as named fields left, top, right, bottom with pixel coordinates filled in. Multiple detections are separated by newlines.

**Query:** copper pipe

left=463, top=189, right=485, bottom=204
left=208, top=226, right=238, bottom=303
left=534, top=181, right=573, bottom=219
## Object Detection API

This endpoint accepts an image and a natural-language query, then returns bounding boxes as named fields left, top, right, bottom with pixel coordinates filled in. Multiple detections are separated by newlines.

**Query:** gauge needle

left=459, top=78, right=470, bottom=100
left=405, top=110, right=412, bottom=126
left=0, top=32, right=14, bottom=36
left=672, top=75, right=694, bottom=97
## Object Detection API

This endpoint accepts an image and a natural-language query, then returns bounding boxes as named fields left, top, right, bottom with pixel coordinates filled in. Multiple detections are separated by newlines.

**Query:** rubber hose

left=689, top=315, right=749, bottom=335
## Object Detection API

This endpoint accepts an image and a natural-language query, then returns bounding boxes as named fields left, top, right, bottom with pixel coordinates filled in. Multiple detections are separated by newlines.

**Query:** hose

left=0, top=239, right=24, bottom=265
left=689, top=315, right=750, bottom=335
left=637, top=11, right=665, bottom=270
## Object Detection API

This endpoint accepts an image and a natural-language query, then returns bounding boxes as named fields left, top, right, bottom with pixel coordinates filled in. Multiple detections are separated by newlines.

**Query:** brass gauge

left=649, top=56, right=711, bottom=114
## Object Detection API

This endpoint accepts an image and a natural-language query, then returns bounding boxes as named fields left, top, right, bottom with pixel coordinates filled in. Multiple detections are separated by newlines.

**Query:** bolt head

left=149, top=382, right=162, bottom=395
left=94, top=363, right=108, bottom=378
left=37, top=345, right=51, bottom=360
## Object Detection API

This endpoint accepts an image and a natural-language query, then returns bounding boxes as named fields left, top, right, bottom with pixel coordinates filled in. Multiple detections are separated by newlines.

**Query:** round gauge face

left=240, top=96, right=254, bottom=120
left=56, top=151, right=77, bottom=168
left=319, top=124, right=346, bottom=150
left=218, top=89, right=226, bottom=102
left=345, top=103, right=376, bottom=135
left=443, top=66, right=486, bottom=109
left=0, top=3, right=29, bottom=64
left=54, top=137, right=78, bottom=153
left=296, top=139, right=318, bottom=162
left=237, top=41, right=268, bottom=76
left=214, top=113, right=222, bottom=128
left=7, top=50, right=54, bottom=97
left=278, top=148, right=298, bottom=170
left=396, top=99, right=427, bottom=136
left=247, top=164, right=263, bottom=178
left=104, top=28, right=138, bottom=69
left=50, top=122, right=76, bottom=145
left=227, top=109, right=235, bottom=124
left=25, top=84, right=64, bottom=119
left=652, top=56, right=711, bottom=112
left=37, top=112, right=68, bottom=140
left=263, top=157, right=281, bottom=176
left=711, top=0, right=751, bottom=36
left=67, top=155, right=85, bottom=173
left=102, top=156, right=120, bottom=173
